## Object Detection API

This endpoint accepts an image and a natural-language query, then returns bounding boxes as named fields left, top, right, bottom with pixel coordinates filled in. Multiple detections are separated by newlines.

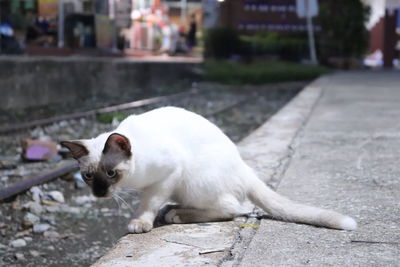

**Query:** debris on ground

left=21, top=139, right=58, bottom=161
left=0, top=160, right=17, bottom=170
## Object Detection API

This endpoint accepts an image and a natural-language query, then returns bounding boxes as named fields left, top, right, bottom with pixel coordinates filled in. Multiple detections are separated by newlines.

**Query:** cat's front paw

left=127, top=219, right=153, bottom=234
left=164, top=209, right=182, bottom=224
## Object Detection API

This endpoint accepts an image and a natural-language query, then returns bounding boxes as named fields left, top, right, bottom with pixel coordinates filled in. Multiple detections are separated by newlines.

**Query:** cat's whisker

left=112, top=194, right=122, bottom=214
left=119, top=195, right=133, bottom=212
left=114, top=193, right=134, bottom=212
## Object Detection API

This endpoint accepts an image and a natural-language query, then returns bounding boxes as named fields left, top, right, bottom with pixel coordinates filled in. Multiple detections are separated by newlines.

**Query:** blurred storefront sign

left=220, top=0, right=320, bottom=33
left=95, top=15, right=113, bottom=48
left=296, top=0, right=318, bottom=18
left=38, top=0, right=58, bottom=18
left=114, top=0, right=132, bottom=27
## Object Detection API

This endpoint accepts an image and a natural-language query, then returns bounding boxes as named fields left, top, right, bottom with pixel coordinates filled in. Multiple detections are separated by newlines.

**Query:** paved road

left=239, top=71, right=400, bottom=266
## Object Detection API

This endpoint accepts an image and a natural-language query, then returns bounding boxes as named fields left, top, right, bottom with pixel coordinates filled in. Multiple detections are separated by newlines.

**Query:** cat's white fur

left=71, top=107, right=357, bottom=233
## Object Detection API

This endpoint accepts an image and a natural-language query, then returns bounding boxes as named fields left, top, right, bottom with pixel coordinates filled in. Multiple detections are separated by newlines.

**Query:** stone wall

left=0, top=56, right=201, bottom=110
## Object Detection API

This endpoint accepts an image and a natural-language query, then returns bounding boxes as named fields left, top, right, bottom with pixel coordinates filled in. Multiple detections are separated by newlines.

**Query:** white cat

left=61, top=107, right=357, bottom=233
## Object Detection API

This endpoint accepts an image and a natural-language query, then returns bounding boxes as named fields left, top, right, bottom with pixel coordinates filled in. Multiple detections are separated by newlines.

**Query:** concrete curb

left=91, top=76, right=328, bottom=267
left=237, top=71, right=400, bottom=267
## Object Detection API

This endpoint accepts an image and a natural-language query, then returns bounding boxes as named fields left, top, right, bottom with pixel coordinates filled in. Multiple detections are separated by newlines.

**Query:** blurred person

left=186, top=14, right=197, bottom=51
left=169, top=23, right=179, bottom=55
left=160, top=23, right=171, bottom=54
left=0, top=20, right=23, bottom=54
left=36, top=16, right=49, bottom=35
left=25, top=12, right=50, bottom=46
left=176, top=25, right=188, bottom=54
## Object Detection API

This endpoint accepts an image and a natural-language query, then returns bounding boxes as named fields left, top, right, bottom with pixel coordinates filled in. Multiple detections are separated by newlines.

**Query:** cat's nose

left=92, top=178, right=110, bottom=197
left=93, top=188, right=109, bottom=198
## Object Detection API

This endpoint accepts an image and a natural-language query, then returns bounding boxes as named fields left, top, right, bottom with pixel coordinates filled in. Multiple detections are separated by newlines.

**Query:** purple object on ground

left=25, top=145, right=52, bottom=160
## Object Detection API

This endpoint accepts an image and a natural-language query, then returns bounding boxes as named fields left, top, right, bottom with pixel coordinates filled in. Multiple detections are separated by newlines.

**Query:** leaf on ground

left=239, top=224, right=260, bottom=229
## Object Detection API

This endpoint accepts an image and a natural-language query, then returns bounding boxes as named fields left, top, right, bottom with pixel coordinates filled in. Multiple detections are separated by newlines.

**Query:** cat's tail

left=245, top=169, right=357, bottom=230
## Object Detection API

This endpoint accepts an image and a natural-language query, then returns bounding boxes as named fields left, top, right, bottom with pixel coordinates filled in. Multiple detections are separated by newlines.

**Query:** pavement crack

left=160, top=237, right=203, bottom=249
left=351, top=240, right=399, bottom=245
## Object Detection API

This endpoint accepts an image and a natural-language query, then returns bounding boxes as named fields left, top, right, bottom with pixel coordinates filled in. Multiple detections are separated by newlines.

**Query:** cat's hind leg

left=164, top=208, right=234, bottom=224
left=164, top=194, right=248, bottom=224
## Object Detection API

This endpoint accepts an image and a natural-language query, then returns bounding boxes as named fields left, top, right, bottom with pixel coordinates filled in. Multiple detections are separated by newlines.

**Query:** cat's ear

left=103, top=133, right=131, bottom=157
left=60, top=140, right=89, bottom=159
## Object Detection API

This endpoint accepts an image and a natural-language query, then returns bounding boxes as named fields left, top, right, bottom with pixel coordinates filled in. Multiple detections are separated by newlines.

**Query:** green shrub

left=317, top=0, right=370, bottom=63
left=97, top=112, right=128, bottom=124
left=241, top=33, right=308, bottom=61
left=204, top=60, right=329, bottom=85
left=204, top=28, right=308, bottom=61
left=204, top=27, right=242, bottom=59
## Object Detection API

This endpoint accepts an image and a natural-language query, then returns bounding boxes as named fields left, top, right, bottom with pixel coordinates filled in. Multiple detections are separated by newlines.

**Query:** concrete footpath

left=94, top=71, right=400, bottom=266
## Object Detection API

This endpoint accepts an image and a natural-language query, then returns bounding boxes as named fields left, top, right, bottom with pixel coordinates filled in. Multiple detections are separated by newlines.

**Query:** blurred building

left=219, top=0, right=320, bottom=34
left=362, top=0, right=400, bottom=67
left=0, top=0, right=202, bottom=55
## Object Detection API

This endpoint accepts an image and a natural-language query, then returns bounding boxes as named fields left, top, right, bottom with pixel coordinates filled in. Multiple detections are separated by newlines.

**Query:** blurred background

left=0, top=0, right=399, bottom=68
left=0, top=0, right=400, bottom=266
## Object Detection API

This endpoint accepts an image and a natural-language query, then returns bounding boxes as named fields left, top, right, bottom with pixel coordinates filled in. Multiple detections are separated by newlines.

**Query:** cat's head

left=60, top=133, right=133, bottom=198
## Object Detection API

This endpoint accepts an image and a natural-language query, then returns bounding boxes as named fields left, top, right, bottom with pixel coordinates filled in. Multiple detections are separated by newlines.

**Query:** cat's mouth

left=92, top=184, right=112, bottom=198
left=92, top=184, right=117, bottom=198
left=93, top=189, right=110, bottom=198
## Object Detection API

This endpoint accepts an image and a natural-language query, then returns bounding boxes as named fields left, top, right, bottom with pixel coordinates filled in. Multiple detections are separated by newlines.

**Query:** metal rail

left=0, top=162, right=79, bottom=202
left=0, top=90, right=194, bottom=134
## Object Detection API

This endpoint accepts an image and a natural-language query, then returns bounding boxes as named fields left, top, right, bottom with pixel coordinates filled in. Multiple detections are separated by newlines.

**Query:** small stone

left=22, top=213, right=40, bottom=227
left=1, top=176, right=9, bottom=182
left=30, top=186, right=43, bottom=203
left=0, top=243, right=7, bottom=250
left=47, top=245, right=55, bottom=251
left=23, top=201, right=44, bottom=215
left=59, top=120, right=68, bottom=127
left=14, top=253, right=25, bottom=261
left=43, top=231, right=60, bottom=239
left=10, top=239, right=27, bottom=248
left=12, top=202, right=22, bottom=210
left=47, top=191, right=65, bottom=203
left=33, top=223, right=50, bottom=233
left=23, top=237, right=32, bottom=242
left=126, top=253, right=133, bottom=257
left=74, top=195, right=96, bottom=205
left=41, top=215, right=56, bottom=225
left=29, top=250, right=40, bottom=257
left=15, top=229, right=32, bottom=237
left=45, top=205, right=60, bottom=213
left=60, top=206, right=80, bottom=214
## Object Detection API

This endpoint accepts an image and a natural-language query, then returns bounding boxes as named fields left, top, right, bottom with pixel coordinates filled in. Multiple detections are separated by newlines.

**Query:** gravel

left=32, top=224, right=51, bottom=233
left=47, top=191, right=65, bottom=203
left=10, top=239, right=27, bottom=248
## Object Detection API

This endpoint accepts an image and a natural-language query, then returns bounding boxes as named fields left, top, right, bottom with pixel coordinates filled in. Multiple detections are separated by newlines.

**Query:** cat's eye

left=106, top=169, right=117, bottom=178
left=82, top=172, right=93, bottom=180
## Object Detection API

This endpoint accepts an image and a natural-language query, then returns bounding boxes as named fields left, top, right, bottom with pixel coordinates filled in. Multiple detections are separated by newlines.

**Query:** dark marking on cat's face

left=82, top=166, right=122, bottom=197
left=83, top=133, right=132, bottom=197
left=61, top=133, right=132, bottom=198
